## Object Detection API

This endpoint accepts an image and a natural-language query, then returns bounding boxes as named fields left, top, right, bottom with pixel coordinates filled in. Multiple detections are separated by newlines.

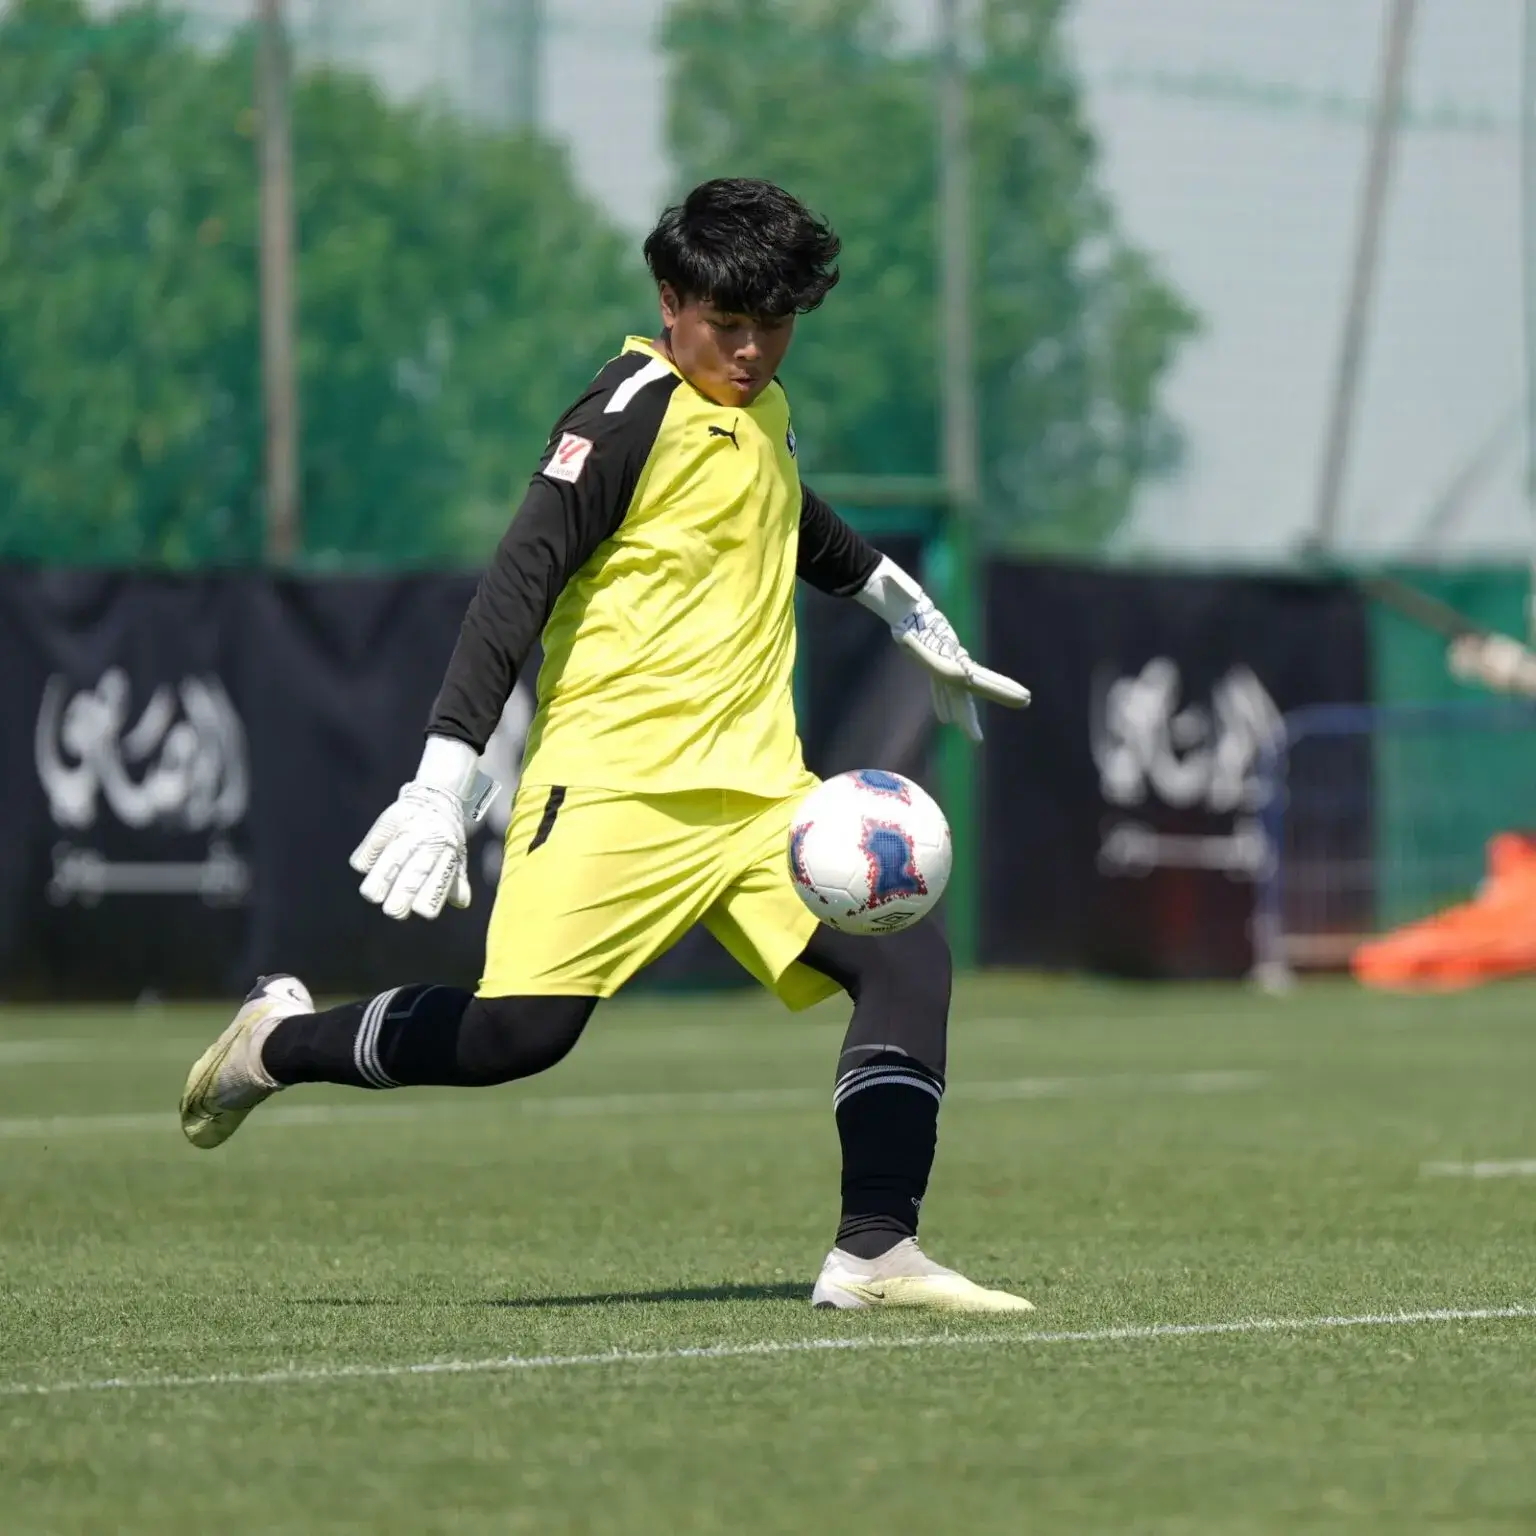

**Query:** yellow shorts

left=478, top=780, right=840, bottom=1010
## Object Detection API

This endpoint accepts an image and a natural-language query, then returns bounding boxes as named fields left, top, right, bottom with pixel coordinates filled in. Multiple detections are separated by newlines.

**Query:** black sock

left=832, top=1049, right=943, bottom=1260
left=262, top=984, right=474, bottom=1088
left=261, top=986, right=595, bottom=1089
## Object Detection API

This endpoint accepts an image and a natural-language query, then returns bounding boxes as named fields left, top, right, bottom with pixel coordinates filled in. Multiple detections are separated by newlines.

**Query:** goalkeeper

left=180, top=179, right=1033, bottom=1313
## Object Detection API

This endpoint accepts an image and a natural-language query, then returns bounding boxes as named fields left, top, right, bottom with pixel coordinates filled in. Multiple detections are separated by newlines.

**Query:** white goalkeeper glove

left=350, top=736, right=500, bottom=921
left=855, top=556, right=1032, bottom=742
left=1447, top=632, right=1536, bottom=697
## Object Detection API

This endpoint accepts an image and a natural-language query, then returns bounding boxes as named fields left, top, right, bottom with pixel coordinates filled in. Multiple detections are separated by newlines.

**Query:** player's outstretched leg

left=797, top=923, right=1033, bottom=1314
left=179, top=983, right=594, bottom=1148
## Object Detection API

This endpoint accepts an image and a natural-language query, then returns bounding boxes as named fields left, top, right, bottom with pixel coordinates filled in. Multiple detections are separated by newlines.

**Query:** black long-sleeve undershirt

left=798, top=484, right=882, bottom=599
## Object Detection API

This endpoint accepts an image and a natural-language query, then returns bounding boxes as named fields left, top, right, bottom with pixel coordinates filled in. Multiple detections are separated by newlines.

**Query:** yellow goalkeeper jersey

left=427, top=336, right=879, bottom=797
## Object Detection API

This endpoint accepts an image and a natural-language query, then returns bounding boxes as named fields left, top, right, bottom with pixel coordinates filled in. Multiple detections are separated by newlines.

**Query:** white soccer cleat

left=179, top=974, right=313, bottom=1149
left=811, top=1237, right=1035, bottom=1313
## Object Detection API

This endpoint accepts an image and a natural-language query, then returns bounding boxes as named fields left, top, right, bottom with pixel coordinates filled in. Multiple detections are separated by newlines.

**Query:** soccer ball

left=787, top=770, right=953, bottom=935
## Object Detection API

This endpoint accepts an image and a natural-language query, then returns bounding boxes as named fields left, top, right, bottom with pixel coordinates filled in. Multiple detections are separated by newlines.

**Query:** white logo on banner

left=476, top=683, right=535, bottom=887
left=35, top=669, right=252, bottom=906
left=1090, top=657, right=1283, bottom=880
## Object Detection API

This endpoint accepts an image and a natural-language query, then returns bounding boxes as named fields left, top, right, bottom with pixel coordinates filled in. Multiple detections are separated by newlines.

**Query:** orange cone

left=1353, top=833, right=1536, bottom=991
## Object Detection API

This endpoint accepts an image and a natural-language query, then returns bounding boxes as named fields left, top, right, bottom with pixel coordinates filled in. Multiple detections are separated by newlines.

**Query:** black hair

left=643, top=178, right=841, bottom=318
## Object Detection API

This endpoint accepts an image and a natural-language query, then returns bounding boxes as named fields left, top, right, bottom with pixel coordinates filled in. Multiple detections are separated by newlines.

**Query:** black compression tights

left=261, top=921, right=953, bottom=1257
left=263, top=923, right=949, bottom=1091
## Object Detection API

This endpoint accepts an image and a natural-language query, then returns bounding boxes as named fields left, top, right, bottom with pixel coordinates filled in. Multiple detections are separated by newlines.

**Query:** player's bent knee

left=457, top=995, right=596, bottom=1086
left=801, top=920, right=953, bottom=1078
left=802, top=920, right=951, bottom=1009
left=888, top=920, right=953, bottom=1011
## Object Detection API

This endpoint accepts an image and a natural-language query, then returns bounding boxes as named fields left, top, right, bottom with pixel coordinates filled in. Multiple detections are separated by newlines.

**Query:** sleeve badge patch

left=544, top=432, right=594, bottom=483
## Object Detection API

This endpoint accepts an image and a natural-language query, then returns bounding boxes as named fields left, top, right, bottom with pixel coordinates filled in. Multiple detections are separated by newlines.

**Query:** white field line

left=520, top=1072, right=1264, bottom=1119
left=957, top=1070, right=1260, bottom=1102
left=0, top=1013, right=1261, bottom=1067
left=3, top=1305, right=1530, bottom=1400
left=0, top=1020, right=1073, bottom=1065
left=0, top=1104, right=434, bottom=1138
left=0, top=1040, right=95, bottom=1065
left=0, top=1039, right=206, bottom=1066
left=0, top=1071, right=1265, bottom=1140
left=1423, top=1159, right=1536, bottom=1179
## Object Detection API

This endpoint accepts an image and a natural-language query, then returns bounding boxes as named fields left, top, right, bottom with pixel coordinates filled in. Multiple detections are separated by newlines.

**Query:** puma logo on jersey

left=708, top=423, right=740, bottom=449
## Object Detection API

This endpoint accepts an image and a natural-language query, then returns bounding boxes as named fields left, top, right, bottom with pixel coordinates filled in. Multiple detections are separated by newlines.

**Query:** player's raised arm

left=350, top=357, right=675, bottom=922
left=798, top=481, right=1032, bottom=743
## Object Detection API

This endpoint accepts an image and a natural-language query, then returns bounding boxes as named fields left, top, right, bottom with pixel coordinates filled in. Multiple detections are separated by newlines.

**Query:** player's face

left=658, top=285, right=796, bottom=408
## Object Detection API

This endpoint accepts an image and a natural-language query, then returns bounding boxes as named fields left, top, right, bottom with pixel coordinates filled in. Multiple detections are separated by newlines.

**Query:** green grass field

left=4, top=975, right=1536, bottom=1533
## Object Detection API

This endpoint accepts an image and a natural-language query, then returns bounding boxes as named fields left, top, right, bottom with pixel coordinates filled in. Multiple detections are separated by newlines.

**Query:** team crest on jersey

left=786, top=425, right=797, bottom=458
left=544, top=432, right=593, bottom=484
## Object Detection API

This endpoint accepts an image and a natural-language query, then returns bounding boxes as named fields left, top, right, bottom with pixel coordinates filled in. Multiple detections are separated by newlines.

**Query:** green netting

left=1367, top=567, right=1536, bottom=928
left=0, top=0, right=1193, bottom=569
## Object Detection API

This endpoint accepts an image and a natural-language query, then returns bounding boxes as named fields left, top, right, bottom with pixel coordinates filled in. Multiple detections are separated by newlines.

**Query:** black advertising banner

left=0, top=571, right=503, bottom=998
left=0, top=572, right=252, bottom=996
left=0, top=556, right=938, bottom=1001
left=980, top=562, right=1372, bottom=978
left=232, top=576, right=489, bottom=992
left=3, top=557, right=1349, bottom=996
